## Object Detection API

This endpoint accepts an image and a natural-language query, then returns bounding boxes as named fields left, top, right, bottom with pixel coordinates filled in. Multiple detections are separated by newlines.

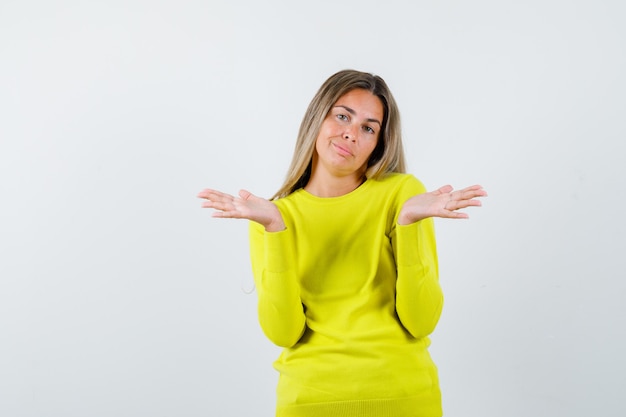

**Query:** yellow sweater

left=249, top=173, right=444, bottom=417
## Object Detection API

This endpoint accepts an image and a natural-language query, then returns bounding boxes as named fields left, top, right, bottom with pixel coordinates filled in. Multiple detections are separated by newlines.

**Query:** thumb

left=238, top=189, right=254, bottom=201
left=435, top=184, right=453, bottom=195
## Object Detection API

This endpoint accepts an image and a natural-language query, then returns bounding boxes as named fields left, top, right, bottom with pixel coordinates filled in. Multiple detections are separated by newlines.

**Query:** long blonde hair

left=272, top=69, right=406, bottom=200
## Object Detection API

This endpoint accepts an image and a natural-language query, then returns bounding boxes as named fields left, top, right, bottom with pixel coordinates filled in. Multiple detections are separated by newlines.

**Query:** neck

left=304, top=170, right=365, bottom=198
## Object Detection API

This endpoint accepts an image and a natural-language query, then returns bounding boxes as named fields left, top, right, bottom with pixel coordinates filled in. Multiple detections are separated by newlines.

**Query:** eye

left=363, top=126, right=376, bottom=134
left=336, top=114, right=348, bottom=121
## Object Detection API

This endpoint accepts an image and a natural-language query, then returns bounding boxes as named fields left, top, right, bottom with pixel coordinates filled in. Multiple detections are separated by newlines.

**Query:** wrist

left=397, top=211, right=426, bottom=225
left=264, top=218, right=286, bottom=232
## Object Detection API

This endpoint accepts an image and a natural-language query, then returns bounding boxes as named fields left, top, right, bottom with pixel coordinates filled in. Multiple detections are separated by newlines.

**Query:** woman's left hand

left=398, top=184, right=487, bottom=225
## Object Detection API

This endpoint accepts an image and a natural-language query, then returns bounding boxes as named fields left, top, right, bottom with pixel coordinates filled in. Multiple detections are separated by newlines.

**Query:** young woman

left=198, top=69, right=487, bottom=417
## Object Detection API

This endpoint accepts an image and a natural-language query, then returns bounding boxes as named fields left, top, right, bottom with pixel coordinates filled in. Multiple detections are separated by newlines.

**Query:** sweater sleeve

left=392, top=179, right=444, bottom=339
left=249, top=221, right=306, bottom=347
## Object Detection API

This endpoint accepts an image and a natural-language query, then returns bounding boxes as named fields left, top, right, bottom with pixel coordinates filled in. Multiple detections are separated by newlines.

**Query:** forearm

left=393, top=218, right=443, bottom=339
left=256, top=269, right=306, bottom=347
left=250, top=223, right=306, bottom=347
left=396, top=263, right=444, bottom=339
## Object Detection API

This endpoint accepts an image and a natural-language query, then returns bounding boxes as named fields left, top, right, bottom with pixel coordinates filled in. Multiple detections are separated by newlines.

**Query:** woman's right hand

left=197, top=189, right=286, bottom=232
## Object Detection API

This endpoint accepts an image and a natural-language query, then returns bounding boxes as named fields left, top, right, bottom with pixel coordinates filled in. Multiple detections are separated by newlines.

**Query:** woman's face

left=312, top=89, right=384, bottom=179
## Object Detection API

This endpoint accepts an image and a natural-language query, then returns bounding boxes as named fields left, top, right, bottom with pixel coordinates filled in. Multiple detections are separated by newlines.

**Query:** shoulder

left=270, top=190, right=310, bottom=223
left=272, top=188, right=302, bottom=209
left=369, top=172, right=427, bottom=195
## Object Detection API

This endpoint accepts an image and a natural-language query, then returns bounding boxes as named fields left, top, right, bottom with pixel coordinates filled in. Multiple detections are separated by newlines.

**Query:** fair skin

left=305, top=88, right=382, bottom=198
left=197, top=89, right=487, bottom=230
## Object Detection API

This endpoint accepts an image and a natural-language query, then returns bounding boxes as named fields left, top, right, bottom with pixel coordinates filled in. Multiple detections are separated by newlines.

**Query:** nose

left=343, top=126, right=356, bottom=142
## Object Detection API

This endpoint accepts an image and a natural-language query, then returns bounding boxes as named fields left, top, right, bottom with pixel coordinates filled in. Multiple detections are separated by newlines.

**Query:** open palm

left=398, top=184, right=487, bottom=225
left=197, top=189, right=286, bottom=232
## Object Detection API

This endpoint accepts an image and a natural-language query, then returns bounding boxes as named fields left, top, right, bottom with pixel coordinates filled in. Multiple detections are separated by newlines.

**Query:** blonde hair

left=272, top=69, right=406, bottom=200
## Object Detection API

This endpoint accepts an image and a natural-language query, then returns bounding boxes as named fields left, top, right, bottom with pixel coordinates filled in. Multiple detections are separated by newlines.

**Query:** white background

left=1, top=1, right=624, bottom=416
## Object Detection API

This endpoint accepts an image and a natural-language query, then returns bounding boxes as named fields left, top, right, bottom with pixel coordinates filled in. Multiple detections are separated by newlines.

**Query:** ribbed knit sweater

left=249, top=173, right=444, bottom=417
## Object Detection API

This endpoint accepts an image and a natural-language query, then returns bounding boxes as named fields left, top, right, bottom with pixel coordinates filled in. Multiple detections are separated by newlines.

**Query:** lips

left=332, top=142, right=353, bottom=157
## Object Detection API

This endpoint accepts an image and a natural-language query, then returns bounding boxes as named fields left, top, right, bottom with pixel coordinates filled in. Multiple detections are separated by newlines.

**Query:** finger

left=441, top=208, right=469, bottom=219
left=199, top=191, right=237, bottom=206
left=211, top=210, right=242, bottom=219
left=459, top=185, right=488, bottom=198
left=239, top=189, right=254, bottom=201
left=197, top=189, right=235, bottom=201
left=444, top=190, right=483, bottom=210
left=452, top=188, right=487, bottom=203
left=434, top=184, right=453, bottom=195
left=197, top=188, right=220, bottom=198
left=446, top=198, right=482, bottom=211
left=450, top=211, right=469, bottom=219
left=201, top=200, right=230, bottom=210
left=458, top=199, right=483, bottom=210
left=201, top=194, right=238, bottom=211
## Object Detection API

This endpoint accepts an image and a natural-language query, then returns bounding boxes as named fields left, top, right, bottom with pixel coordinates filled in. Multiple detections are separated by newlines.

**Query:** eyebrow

left=334, top=105, right=382, bottom=126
